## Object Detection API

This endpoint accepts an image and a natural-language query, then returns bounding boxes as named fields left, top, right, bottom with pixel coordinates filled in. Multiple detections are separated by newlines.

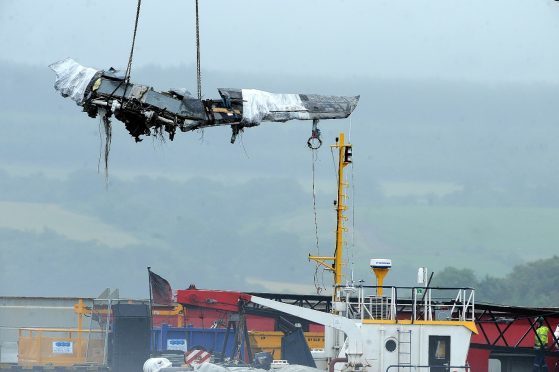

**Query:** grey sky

left=2, top=0, right=559, bottom=82
left=2, top=0, right=559, bottom=297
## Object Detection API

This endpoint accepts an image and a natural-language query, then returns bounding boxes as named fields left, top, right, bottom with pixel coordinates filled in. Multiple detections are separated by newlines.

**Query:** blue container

left=152, top=324, right=244, bottom=358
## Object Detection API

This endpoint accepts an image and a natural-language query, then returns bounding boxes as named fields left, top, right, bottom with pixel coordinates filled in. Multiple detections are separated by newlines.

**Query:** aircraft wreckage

left=50, top=58, right=359, bottom=146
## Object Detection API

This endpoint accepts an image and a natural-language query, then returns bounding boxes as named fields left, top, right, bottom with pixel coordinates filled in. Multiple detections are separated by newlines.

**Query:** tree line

left=432, top=256, right=559, bottom=307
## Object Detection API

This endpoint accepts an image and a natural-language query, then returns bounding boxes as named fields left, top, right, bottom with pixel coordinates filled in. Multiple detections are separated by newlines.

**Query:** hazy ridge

left=1, top=61, right=559, bottom=300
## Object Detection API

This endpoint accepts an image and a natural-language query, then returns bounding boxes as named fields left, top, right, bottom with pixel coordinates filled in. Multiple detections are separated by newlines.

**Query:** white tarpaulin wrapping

left=241, top=89, right=311, bottom=124
left=49, top=58, right=98, bottom=104
left=143, top=358, right=173, bottom=372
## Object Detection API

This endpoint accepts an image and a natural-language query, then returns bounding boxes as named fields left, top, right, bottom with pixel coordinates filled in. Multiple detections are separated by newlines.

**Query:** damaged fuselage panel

left=50, top=58, right=359, bottom=143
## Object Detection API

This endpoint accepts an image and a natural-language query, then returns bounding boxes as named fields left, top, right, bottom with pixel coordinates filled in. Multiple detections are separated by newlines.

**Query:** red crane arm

left=176, top=287, right=252, bottom=312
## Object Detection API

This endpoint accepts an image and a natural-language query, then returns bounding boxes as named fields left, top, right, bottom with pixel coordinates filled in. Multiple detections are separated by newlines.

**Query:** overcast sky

left=2, top=0, right=559, bottom=297
left=2, top=0, right=559, bottom=82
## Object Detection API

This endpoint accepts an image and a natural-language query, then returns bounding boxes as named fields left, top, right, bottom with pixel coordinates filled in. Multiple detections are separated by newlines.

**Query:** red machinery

left=177, top=287, right=251, bottom=312
left=170, top=287, right=559, bottom=371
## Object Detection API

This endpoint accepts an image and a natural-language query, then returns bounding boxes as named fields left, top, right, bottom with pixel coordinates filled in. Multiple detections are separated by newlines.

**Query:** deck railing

left=385, top=365, right=471, bottom=371
left=337, top=285, right=475, bottom=323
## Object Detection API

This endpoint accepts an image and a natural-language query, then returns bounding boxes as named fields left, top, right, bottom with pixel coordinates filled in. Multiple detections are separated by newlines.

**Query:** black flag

left=149, top=270, right=173, bottom=305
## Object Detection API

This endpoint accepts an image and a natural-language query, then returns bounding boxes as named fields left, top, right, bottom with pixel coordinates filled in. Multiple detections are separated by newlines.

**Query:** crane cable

left=97, top=0, right=141, bottom=186
left=311, top=149, right=324, bottom=293
left=311, top=151, right=320, bottom=252
left=123, top=0, right=201, bottom=98
left=195, top=0, right=202, bottom=99
left=349, top=156, right=356, bottom=282
left=349, top=119, right=356, bottom=280
left=124, top=0, right=142, bottom=86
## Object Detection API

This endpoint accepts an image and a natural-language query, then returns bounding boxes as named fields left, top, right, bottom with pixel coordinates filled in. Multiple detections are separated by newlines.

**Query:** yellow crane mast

left=309, top=132, right=352, bottom=288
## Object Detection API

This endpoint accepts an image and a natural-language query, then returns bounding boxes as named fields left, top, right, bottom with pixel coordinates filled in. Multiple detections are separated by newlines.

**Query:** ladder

left=397, top=329, right=412, bottom=370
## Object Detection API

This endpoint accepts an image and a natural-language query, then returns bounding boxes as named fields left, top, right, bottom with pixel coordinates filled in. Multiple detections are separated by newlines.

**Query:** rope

left=239, top=131, right=250, bottom=159
left=330, top=146, right=339, bottom=185
left=98, top=0, right=140, bottom=185
left=311, top=150, right=320, bottom=254
left=124, top=0, right=142, bottom=85
left=350, top=160, right=355, bottom=279
left=329, top=144, right=340, bottom=285
left=195, top=0, right=202, bottom=99
left=311, top=148, right=322, bottom=293
left=348, top=119, right=355, bottom=269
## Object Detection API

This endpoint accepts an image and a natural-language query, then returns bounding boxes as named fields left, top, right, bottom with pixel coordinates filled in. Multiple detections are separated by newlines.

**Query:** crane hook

left=307, top=119, right=322, bottom=150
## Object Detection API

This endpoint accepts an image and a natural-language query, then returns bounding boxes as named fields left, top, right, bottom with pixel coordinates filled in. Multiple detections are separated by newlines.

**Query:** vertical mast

left=309, top=132, right=352, bottom=288
left=334, top=132, right=351, bottom=286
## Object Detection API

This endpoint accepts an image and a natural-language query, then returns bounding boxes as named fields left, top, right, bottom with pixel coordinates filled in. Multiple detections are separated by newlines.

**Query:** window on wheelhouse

left=429, top=335, right=450, bottom=372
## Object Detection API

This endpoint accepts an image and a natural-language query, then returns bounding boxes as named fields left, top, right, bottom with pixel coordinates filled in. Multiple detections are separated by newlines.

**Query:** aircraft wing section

left=218, top=88, right=359, bottom=124
left=50, top=58, right=359, bottom=143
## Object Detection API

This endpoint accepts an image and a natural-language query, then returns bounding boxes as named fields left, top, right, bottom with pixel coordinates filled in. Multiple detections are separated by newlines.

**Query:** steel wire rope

left=329, top=144, right=339, bottom=285
left=349, top=159, right=356, bottom=283
left=98, top=0, right=141, bottom=186
left=195, top=0, right=202, bottom=100
left=311, top=150, right=320, bottom=253
left=330, top=146, right=339, bottom=185
left=124, top=0, right=142, bottom=87
left=348, top=118, right=356, bottom=283
left=239, top=131, right=250, bottom=159
left=329, top=142, right=343, bottom=290
left=311, top=148, right=323, bottom=293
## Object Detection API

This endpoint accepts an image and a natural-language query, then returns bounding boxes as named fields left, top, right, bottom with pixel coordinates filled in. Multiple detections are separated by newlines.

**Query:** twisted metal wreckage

left=49, top=58, right=359, bottom=147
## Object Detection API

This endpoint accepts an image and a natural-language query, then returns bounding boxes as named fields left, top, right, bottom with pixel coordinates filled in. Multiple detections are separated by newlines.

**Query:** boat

left=175, top=133, right=476, bottom=372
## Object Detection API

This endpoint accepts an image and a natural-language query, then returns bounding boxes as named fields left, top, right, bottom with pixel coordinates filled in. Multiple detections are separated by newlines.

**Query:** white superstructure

left=251, top=134, right=476, bottom=371
left=250, top=283, right=476, bottom=372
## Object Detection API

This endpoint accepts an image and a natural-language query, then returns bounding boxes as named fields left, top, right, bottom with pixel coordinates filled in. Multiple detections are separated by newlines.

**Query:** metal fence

left=385, top=365, right=471, bottom=372
left=339, top=285, right=475, bottom=323
left=18, top=327, right=103, bottom=366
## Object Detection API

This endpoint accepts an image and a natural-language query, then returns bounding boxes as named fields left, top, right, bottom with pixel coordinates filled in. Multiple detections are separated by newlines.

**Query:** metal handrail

left=386, top=365, right=471, bottom=371
left=336, top=285, right=475, bottom=323
left=335, top=285, right=475, bottom=291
